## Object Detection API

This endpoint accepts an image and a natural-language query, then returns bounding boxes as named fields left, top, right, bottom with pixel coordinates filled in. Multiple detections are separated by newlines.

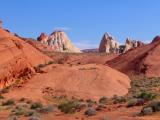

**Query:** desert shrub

left=28, top=116, right=41, bottom=120
left=112, top=96, right=126, bottom=104
left=127, top=99, right=137, bottom=107
left=141, top=107, right=153, bottom=115
left=47, top=61, right=55, bottom=65
left=99, top=97, right=108, bottom=104
left=37, top=64, right=45, bottom=68
left=14, top=108, right=25, bottom=116
left=127, top=98, right=145, bottom=107
left=26, top=100, right=33, bottom=104
left=96, top=104, right=106, bottom=111
left=140, top=101, right=160, bottom=116
left=0, top=87, right=10, bottom=94
left=2, top=99, right=15, bottom=106
left=11, top=105, right=28, bottom=116
left=145, top=101, right=160, bottom=112
left=31, top=102, right=43, bottom=109
left=79, top=67, right=97, bottom=70
left=8, top=115, right=18, bottom=120
left=74, top=102, right=86, bottom=111
left=58, top=100, right=85, bottom=114
left=86, top=99, right=96, bottom=107
left=19, top=97, right=26, bottom=102
left=58, top=101, right=77, bottom=114
left=0, top=95, right=4, bottom=99
left=25, top=110, right=35, bottom=117
left=38, top=105, right=54, bottom=113
left=137, top=92, right=157, bottom=101
left=85, top=108, right=96, bottom=116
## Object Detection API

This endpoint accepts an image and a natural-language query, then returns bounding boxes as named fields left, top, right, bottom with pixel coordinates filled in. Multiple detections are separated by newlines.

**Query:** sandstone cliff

left=37, top=31, right=81, bottom=53
left=99, top=33, right=119, bottom=53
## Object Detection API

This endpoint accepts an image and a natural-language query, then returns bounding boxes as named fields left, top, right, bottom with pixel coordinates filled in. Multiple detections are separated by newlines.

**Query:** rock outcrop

left=37, top=31, right=81, bottom=53
left=123, top=37, right=144, bottom=53
left=6, top=64, right=131, bottom=100
left=37, top=33, right=48, bottom=44
left=99, top=33, right=119, bottom=53
left=106, top=36, right=160, bottom=78
left=0, top=28, right=52, bottom=88
left=0, top=20, right=2, bottom=28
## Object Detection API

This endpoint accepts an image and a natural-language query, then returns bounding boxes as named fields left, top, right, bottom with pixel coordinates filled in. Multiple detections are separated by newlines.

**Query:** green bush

left=58, top=101, right=78, bottom=114
left=47, top=61, right=55, bottom=65
left=113, top=96, right=126, bottom=104
left=137, top=92, right=157, bottom=101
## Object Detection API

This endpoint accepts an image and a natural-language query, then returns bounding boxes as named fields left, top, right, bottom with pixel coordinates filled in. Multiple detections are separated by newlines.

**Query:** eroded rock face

left=99, top=33, right=119, bottom=53
left=107, top=36, right=160, bottom=78
left=37, top=33, right=48, bottom=44
left=123, top=38, right=144, bottom=53
left=37, top=31, right=81, bottom=53
left=0, top=28, right=52, bottom=88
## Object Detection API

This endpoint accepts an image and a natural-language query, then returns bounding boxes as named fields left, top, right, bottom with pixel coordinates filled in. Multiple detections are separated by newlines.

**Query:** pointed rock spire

left=99, top=33, right=119, bottom=53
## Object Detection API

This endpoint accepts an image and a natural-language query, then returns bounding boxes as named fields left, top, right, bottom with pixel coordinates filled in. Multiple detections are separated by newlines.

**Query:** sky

left=0, top=0, right=160, bottom=49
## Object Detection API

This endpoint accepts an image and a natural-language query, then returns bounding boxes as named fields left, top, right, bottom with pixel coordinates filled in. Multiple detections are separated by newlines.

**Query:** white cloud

left=74, top=41, right=98, bottom=50
left=54, top=27, right=71, bottom=31
left=143, top=40, right=151, bottom=44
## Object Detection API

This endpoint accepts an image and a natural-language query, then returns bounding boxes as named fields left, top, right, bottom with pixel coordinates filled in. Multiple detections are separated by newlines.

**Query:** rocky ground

left=0, top=52, right=160, bottom=120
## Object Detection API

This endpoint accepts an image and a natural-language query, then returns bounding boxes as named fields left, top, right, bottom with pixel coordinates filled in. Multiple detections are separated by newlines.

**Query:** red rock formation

left=6, top=64, right=131, bottom=100
left=37, top=33, right=48, bottom=44
left=122, top=38, right=145, bottom=53
left=106, top=36, right=160, bottom=78
left=0, top=28, right=52, bottom=88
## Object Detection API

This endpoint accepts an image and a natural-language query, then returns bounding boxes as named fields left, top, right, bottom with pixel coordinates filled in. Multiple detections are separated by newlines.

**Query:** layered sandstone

left=107, top=36, right=160, bottom=78
left=123, top=37, right=144, bottom=53
left=37, top=31, right=81, bottom=53
left=99, top=33, right=119, bottom=53
left=5, top=64, right=131, bottom=100
left=0, top=28, right=52, bottom=88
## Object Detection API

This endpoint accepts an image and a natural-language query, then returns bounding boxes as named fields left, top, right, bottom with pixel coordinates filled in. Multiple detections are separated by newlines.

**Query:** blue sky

left=0, top=0, right=160, bottom=49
